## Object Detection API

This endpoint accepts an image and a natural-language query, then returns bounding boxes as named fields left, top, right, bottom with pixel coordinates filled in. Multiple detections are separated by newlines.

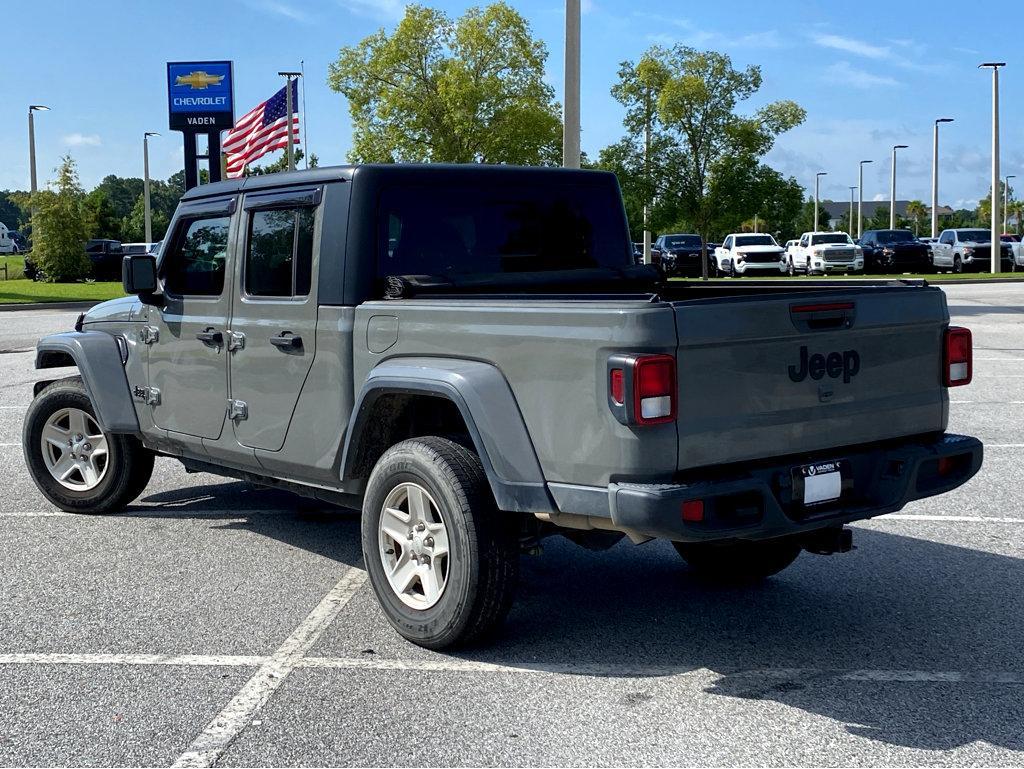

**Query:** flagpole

left=278, top=70, right=301, bottom=172
left=300, top=59, right=309, bottom=169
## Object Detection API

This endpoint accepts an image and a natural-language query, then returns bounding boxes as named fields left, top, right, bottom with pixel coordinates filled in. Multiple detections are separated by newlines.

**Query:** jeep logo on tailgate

left=788, top=346, right=861, bottom=384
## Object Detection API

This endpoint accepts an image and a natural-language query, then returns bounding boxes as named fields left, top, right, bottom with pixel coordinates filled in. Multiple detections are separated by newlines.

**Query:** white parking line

left=171, top=565, right=368, bottom=768
left=0, top=653, right=265, bottom=667
left=1, top=652, right=1021, bottom=686
left=877, top=514, right=1024, bottom=524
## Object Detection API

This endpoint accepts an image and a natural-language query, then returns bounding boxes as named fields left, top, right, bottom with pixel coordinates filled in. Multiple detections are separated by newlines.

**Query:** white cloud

left=246, top=0, right=311, bottom=22
left=62, top=133, right=101, bottom=147
left=634, top=12, right=781, bottom=49
left=336, top=0, right=403, bottom=21
left=824, top=61, right=900, bottom=90
left=812, top=33, right=889, bottom=59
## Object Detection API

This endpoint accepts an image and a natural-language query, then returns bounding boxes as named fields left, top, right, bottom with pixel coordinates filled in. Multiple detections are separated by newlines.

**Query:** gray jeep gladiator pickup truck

left=23, top=164, right=983, bottom=649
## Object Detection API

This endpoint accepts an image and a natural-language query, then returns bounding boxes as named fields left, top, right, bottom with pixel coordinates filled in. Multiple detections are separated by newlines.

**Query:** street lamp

left=563, top=0, right=581, bottom=169
left=932, top=118, right=953, bottom=238
left=1003, top=174, right=1015, bottom=234
left=143, top=132, right=160, bottom=245
left=814, top=171, right=827, bottom=232
left=981, top=62, right=1006, bottom=272
left=858, top=159, right=873, bottom=238
left=28, top=105, right=50, bottom=197
left=849, top=186, right=857, bottom=234
left=890, top=144, right=908, bottom=229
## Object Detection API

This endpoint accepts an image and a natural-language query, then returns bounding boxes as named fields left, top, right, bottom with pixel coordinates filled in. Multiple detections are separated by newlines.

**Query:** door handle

left=196, top=328, right=223, bottom=347
left=269, top=331, right=302, bottom=351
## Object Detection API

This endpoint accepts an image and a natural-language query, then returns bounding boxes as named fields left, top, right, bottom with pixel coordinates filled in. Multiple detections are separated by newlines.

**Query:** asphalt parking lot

left=0, top=283, right=1022, bottom=767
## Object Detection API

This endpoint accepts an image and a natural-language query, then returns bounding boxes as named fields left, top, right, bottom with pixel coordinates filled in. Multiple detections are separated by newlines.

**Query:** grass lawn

left=0, top=280, right=125, bottom=305
left=0, top=254, right=25, bottom=280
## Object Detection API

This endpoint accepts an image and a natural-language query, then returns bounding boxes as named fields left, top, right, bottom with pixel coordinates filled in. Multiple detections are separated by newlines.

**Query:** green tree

left=795, top=198, right=831, bottom=234
left=93, top=175, right=144, bottom=221
left=905, top=200, right=927, bottom=236
left=29, top=156, right=90, bottom=282
left=0, top=191, right=29, bottom=231
left=246, top=149, right=319, bottom=175
left=867, top=205, right=891, bottom=230
left=120, top=180, right=179, bottom=242
left=84, top=188, right=121, bottom=240
left=328, top=3, right=562, bottom=164
left=607, top=45, right=805, bottom=256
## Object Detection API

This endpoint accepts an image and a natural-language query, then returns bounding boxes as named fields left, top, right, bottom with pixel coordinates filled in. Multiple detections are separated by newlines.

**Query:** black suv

left=85, top=239, right=124, bottom=281
left=859, top=230, right=931, bottom=273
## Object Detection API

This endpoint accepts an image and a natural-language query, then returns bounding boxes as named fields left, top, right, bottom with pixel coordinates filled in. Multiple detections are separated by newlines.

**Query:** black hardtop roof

left=180, top=163, right=616, bottom=202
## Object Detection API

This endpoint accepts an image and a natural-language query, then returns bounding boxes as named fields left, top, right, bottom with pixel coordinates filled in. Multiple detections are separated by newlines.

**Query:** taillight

left=607, top=353, right=677, bottom=425
left=943, top=326, right=972, bottom=387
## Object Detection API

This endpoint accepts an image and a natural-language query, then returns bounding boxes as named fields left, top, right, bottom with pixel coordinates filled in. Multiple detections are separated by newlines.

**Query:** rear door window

left=245, top=207, right=315, bottom=298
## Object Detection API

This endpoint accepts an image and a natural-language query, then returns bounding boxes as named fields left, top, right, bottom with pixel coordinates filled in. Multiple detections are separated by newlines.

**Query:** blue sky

left=2, top=0, right=1020, bottom=209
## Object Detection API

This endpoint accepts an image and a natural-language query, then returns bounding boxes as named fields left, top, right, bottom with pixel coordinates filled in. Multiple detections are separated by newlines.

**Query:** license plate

left=794, top=459, right=847, bottom=506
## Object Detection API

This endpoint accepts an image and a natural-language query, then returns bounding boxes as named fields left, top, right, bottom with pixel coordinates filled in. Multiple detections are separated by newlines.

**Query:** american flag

left=224, top=80, right=300, bottom=178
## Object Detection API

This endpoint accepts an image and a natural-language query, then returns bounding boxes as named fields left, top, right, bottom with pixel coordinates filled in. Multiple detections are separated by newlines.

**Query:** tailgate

left=672, top=287, right=949, bottom=470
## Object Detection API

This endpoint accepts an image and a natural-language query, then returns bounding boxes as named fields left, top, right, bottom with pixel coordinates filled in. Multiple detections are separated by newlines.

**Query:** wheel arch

left=35, top=332, right=139, bottom=434
left=340, top=357, right=554, bottom=514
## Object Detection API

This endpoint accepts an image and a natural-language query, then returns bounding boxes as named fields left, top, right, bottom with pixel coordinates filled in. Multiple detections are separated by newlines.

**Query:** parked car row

left=636, top=227, right=1022, bottom=277
left=23, top=239, right=162, bottom=281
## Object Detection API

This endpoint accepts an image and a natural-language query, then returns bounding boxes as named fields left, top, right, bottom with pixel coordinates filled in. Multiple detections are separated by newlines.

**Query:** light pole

left=981, top=62, right=1005, bottom=272
left=277, top=71, right=301, bottom=171
left=814, top=171, right=827, bottom=232
left=563, top=0, right=581, bottom=169
left=28, top=105, right=50, bottom=208
left=849, top=186, right=857, bottom=233
left=1004, top=174, right=1015, bottom=233
left=858, top=159, right=873, bottom=238
left=143, top=132, right=160, bottom=245
left=890, top=144, right=908, bottom=229
left=932, top=118, right=953, bottom=238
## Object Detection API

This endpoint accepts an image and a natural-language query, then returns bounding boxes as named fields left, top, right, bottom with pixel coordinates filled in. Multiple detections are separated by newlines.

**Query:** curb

left=930, top=277, right=1024, bottom=285
left=0, top=301, right=99, bottom=313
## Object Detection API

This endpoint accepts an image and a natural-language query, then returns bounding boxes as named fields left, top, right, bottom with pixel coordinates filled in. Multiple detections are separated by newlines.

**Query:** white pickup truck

left=790, top=232, right=864, bottom=275
left=713, top=233, right=787, bottom=277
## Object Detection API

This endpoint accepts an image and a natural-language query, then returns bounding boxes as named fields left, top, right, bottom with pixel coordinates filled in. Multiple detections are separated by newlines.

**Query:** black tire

left=23, top=377, right=154, bottom=514
left=953, top=255, right=963, bottom=274
left=787, top=258, right=795, bottom=276
left=673, top=537, right=801, bottom=583
left=361, top=436, right=519, bottom=649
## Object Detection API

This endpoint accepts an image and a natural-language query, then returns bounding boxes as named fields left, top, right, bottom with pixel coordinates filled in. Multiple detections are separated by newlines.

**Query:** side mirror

left=122, top=254, right=158, bottom=295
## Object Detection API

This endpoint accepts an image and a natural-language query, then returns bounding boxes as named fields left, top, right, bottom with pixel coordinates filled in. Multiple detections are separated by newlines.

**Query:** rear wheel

left=361, top=436, right=519, bottom=649
left=23, top=377, right=154, bottom=513
left=673, top=537, right=801, bottom=582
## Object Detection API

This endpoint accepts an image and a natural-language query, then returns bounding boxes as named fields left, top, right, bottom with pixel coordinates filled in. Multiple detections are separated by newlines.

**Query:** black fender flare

left=340, top=357, right=554, bottom=513
left=35, top=331, right=140, bottom=434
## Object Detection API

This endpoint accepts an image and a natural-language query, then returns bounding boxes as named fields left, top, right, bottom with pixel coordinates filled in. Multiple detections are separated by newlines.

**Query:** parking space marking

left=877, top=514, right=1024, bottom=524
left=0, top=653, right=266, bottom=667
left=0, top=508, right=345, bottom=519
left=171, top=565, right=367, bottom=769
left=1, top=651, right=1021, bottom=687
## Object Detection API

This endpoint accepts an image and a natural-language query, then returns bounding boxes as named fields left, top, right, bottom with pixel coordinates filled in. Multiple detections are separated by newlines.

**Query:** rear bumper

left=550, top=433, right=982, bottom=543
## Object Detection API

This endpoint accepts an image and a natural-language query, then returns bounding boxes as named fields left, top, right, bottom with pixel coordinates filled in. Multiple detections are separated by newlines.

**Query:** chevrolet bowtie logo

left=174, top=71, right=225, bottom=90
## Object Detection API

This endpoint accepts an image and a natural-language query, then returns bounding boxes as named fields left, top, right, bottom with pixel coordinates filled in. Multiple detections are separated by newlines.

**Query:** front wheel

left=23, top=377, right=154, bottom=513
left=673, top=537, right=801, bottom=582
left=953, top=255, right=963, bottom=274
left=361, top=436, right=519, bottom=649
left=787, top=258, right=795, bottom=276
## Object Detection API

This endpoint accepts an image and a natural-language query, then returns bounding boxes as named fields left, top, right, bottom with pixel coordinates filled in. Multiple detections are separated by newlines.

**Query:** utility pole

left=562, top=0, right=581, bottom=169
left=980, top=62, right=1005, bottom=272
left=143, top=132, right=160, bottom=244
left=848, top=187, right=856, bottom=233
left=278, top=71, right=301, bottom=171
left=642, top=84, right=652, bottom=265
left=890, top=144, right=907, bottom=229
left=932, top=118, right=953, bottom=238
left=814, top=172, right=827, bottom=232
left=858, top=159, right=873, bottom=238
left=1004, top=174, right=1015, bottom=233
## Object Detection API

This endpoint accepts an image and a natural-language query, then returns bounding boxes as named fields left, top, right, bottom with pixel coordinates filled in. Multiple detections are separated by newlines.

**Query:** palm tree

left=905, top=200, right=927, bottom=236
